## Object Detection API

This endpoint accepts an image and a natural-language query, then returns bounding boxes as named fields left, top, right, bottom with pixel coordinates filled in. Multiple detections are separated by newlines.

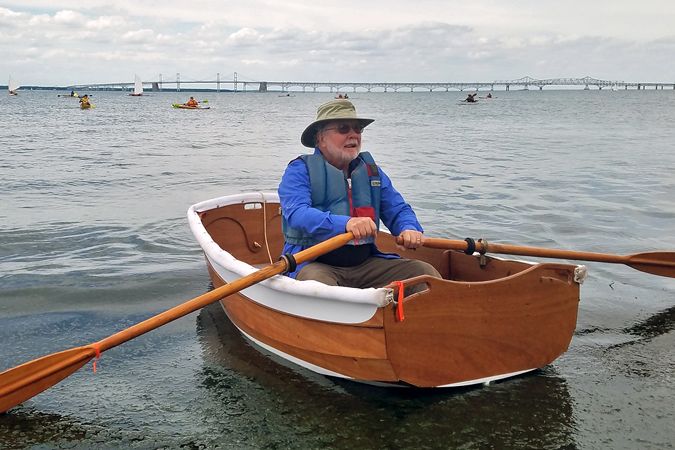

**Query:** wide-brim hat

left=301, top=99, right=374, bottom=148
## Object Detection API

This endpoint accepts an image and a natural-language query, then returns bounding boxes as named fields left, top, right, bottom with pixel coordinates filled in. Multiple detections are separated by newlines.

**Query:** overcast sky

left=2, top=1, right=675, bottom=86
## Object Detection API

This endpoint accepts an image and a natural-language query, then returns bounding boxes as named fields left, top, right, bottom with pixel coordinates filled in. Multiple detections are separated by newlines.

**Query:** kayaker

left=79, top=95, right=90, bottom=108
left=278, top=99, right=441, bottom=294
left=70, top=90, right=76, bottom=97
left=185, top=97, right=199, bottom=107
left=486, top=93, right=492, bottom=98
left=465, top=93, right=477, bottom=102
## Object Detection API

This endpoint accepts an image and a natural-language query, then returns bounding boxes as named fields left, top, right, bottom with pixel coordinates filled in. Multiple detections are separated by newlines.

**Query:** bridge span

left=71, top=75, right=675, bottom=93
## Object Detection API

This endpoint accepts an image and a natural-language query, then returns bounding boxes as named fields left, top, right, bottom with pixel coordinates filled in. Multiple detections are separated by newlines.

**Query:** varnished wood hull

left=188, top=193, right=582, bottom=387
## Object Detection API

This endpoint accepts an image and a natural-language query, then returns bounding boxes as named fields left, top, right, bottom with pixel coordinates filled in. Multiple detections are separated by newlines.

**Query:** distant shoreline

left=5, top=86, right=674, bottom=93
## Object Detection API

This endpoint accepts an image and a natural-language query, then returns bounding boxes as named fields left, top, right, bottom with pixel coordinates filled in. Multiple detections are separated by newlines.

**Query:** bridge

left=70, top=74, right=675, bottom=93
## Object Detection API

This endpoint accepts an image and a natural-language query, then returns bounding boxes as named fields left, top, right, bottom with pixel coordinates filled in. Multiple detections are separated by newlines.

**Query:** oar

left=0, top=232, right=354, bottom=413
left=422, top=238, right=675, bottom=278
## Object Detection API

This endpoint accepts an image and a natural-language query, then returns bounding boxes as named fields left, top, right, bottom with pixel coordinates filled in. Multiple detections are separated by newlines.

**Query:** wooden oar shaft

left=484, top=242, right=630, bottom=264
left=95, top=232, right=354, bottom=353
left=95, top=262, right=284, bottom=352
left=423, top=238, right=675, bottom=268
left=424, top=237, right=632, bottom=263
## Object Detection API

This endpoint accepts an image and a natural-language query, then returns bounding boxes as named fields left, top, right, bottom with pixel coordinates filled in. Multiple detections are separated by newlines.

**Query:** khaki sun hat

left=301, top=99, right=374, bottom=148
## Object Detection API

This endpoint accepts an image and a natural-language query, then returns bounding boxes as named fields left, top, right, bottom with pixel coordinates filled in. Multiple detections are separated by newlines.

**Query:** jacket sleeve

left=278, top=159, right=350, bottom=240
left=377, top=167, right=423, bottom=235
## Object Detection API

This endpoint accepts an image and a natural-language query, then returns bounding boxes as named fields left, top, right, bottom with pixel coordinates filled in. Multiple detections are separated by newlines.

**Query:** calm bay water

left=1, top=89, right=674, bottom=449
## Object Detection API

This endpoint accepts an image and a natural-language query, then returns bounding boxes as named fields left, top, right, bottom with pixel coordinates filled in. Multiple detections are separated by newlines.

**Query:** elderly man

left=278, top=99, right=440, bottom=292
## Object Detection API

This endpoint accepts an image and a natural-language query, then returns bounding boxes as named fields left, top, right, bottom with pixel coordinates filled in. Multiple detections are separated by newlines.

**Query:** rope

left=259, top=192, right=273, bottom=264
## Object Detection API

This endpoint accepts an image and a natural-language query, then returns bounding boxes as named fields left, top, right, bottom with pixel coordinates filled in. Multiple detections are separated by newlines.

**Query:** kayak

left=80, top=103, right=92, bottom=109
left=188, top=192, right=584, bottom=388
left=172, top=103, right=210, bottom=109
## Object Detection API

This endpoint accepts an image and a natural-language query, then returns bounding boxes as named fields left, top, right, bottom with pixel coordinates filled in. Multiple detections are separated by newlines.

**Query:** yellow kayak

left=172, top=103, right=210, bottom=110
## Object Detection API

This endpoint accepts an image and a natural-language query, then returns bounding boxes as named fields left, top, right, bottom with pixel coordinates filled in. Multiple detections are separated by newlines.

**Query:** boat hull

left=189, top=193, right=582, bottom=387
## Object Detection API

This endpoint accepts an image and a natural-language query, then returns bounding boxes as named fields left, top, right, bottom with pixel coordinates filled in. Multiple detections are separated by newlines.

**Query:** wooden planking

left=200, top=202, right=283, bottom=265
left=222, top=294, right=398, bottom=381
left=207, top=261, right=395, bottom=380
left=223, top=292, right=387, bottom=359
left=383, top=264, right=579, bottom=387
left=239, top=333, right=399, bottom=382
left=447, top=250, right=533, bottom=282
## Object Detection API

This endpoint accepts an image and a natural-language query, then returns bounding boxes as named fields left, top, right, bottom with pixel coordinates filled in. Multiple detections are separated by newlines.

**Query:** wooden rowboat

left=188, top=192, right=586, bottom=387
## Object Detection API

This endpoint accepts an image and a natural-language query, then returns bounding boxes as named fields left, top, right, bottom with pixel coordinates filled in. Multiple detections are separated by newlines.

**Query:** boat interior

left=198, top=199, right=540, bottom=283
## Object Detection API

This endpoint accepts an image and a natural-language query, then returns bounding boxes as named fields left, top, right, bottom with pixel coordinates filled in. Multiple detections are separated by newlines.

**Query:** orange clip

left=393, top=281, right=405, bottom=322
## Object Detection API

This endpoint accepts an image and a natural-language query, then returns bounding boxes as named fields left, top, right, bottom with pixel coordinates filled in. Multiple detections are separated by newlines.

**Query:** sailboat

left=129, top=74, right=143, bottom=96
left=8, top=76, right=19, bottom=95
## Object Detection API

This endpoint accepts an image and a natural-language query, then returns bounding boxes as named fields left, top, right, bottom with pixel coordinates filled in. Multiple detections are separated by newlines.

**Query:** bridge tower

left=234, top=72, right=238, bottom=92
left=217, top=72, right=220, bottom=92
left=177, top=73, right=180, bottom=92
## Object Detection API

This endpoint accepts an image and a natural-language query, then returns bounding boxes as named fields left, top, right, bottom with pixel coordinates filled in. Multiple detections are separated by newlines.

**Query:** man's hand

left=396, top=229, right=425, bottom=249
left=346, top=217, right=377, bottom=240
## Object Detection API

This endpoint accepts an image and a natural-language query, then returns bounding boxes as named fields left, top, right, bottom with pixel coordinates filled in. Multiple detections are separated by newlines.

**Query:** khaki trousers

left=296, top=257, right=441, bottom=295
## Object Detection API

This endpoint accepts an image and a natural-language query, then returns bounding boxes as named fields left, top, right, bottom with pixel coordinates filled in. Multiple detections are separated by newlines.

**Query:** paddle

left=0, top=232, right=354, bottom=413
left=421, top=238, right=675, bottom=278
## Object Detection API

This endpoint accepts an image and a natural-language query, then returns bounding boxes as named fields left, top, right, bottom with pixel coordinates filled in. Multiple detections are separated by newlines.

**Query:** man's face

left=316, top=120, right=363, bottom=171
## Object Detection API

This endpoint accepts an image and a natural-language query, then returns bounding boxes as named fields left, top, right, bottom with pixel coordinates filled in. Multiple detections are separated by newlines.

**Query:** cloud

left=86, top=15, right=128, bottom=30
left=120, top=28, right=156, bottom=44
left=227, top=27, right=262, bottom=46
left=2, top=3, right=675, bottom=85
left=0, top=6, right=23, bottom=27
left=53, top=9, right=85, bottom=24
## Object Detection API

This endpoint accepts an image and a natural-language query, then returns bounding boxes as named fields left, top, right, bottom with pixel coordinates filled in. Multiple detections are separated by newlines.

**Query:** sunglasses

left=322, top=123, right=364, bottom=135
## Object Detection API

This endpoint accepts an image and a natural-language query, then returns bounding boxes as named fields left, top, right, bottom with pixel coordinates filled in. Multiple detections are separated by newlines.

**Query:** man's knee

left=415, top=260, right=443, bottom=278
left=402, top=260, right=441, bottom=295
left=406, top=259, right=442, bottom=279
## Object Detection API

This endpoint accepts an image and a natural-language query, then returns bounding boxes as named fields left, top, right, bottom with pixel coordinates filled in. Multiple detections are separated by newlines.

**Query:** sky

left=2, top=1, right=675, bottom=86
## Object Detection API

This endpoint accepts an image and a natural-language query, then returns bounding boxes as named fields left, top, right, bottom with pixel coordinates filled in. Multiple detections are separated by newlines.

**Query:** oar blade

left=627, top=252, right=675, bottom=278
left=0, top=346, right=94, bottom=413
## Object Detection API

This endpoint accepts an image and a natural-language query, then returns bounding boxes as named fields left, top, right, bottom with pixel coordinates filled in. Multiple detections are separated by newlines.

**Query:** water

left=1, top=90, right=674, bottom=449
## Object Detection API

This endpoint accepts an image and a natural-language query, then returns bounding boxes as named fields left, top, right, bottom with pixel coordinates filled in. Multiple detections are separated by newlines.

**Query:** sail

left=133, top=74, right=143, bottom=95
left=8, top=76, right=19, bottom=93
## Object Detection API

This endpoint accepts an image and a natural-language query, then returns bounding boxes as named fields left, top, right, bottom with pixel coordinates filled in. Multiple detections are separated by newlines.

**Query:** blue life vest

left=282, top=152, right=382, bottom=247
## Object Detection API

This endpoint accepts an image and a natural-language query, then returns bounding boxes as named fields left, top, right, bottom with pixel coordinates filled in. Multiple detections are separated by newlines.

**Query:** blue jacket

left=278, top=148, right=424, bottom=278
left=282, top=152, right=381, bottom=247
